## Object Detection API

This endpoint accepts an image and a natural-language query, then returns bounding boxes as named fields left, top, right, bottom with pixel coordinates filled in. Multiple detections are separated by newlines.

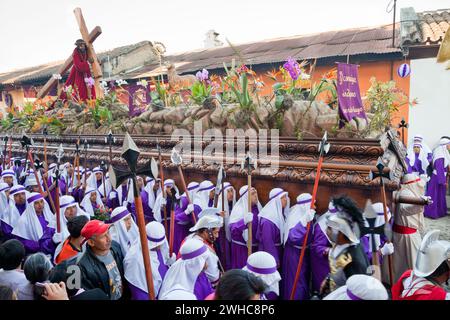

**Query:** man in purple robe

left=11, top=192, right=57, bottom=255
left=424, top=137, right=450, bottom=219
left=2, top=185, right=28, bottom=238
left=107, top=179, right=133, bottom=213
left=47, top=168, right=67, bottom=212
left=282, top=193, right=314, bottom=300
left=310, top=201, right=337, bottom=294
left=173, top=181, right=199, bottom=255
left=257, top=188, right=289, bottom=269
left=229, top=185, right=262, bottom=269
left=406, top=134, right=432, bottom=177
left=1, top=169, right=16, bottom=187
left=159, top=238, right=213, bottom=300
left=153, top=179, right=180, bottom=240
left=124, top=221, right=175, bottom=299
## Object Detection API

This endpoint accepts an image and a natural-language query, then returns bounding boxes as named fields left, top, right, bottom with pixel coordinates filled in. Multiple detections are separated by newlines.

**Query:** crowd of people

left=0, top=134, right=448, bottom=301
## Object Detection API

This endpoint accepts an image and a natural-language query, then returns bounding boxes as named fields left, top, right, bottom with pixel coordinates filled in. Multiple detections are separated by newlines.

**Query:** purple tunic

left=173, top=196, right=197, bottom=256
left=229, top=204, right=259, bottom=269
left=128, top=249, right=169, bottom=300
left=406, top=153, right=425, bottom=175
left=128, top=282, right=149, bottom=300
left=281, top=221, right=311, bottom=300
left=47, top=176, right=66, bottom=209
left=1, top=203, right=27, bottom=239
left=257, top=217, right=283, bottom=269
left=424, top=158, right=448, bottom=219
left=265, top=291, right=278, bottom=300
left=17, top=214, right=56, bottom=255
left=130, top=190, right=153, bottom=224
left=194, top=271, right=213, bottom=300
left=310, top=220, right=331, bottom=293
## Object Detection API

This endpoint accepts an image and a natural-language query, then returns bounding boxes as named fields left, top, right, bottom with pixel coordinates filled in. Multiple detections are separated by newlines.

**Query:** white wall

left=409, top=58, right=450, bottom=149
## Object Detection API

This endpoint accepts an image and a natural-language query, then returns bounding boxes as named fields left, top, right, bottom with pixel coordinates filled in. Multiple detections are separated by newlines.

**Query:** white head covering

left=316, top=201, right=338, bottom=244
left=11, top=192, right=54, bottom=241
left=432, top=137, right=450, bottom=168
left=242, top=251, right=281, bottom=296
left=412, top=134, right=432, bottom=154
left=158, top=238, right=210, bottom=300
left=216, top=182, right=236, bottom=242
left=229, top=185, right=263, bottom=243
left=153, top=179, right=180, bottom=222
left=323, top=274, right=388, bottom=300
left=6, top=185, right=29, bottom=228
left=1, top=169, right=17, bottom=185
left=53, top=195, right=90, bottom=240
left=193, top=180, right=215, bottom=209
left=406, top=140, right=430, bottom=173
left=143, top=177, right=162, bottom=211
left=124, top=221, right=169, bottom=297
left=112, top=178, right=135, bottom=206
left=258, top=188, right=290, bottom=242
left=363, top=202, right=391, bottom=252
left=108, top=206, right=139, bottom=256
left=183, top=181, right=199, bottom=202
left=80, top=186, right=104, bottom=217
left=0, top=183, right=11, bottom=225
left=189, top=213, right=223, bottom=233
left=86, top=166, right=103, bottom=190
left=284, top=193, right=314, bottom=244
left=98, top=172, right=113, bottom=198
left=159, top=286, right=197, bottom=300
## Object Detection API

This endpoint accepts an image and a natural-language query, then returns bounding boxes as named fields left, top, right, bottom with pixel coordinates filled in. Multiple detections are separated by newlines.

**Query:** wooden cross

left=37, top=8, right=104, bottom=99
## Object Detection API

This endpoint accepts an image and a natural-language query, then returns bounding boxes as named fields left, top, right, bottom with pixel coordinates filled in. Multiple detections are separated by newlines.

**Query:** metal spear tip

left=34, top=158, right=44, bottom=170
left=121, top=132, right=140, bottom=173
left=215, top=164, right=224, bottom=194
left=55, top=144, right=64, bottom=162
left=170, top=148, right=182, bottom=166
left=20, top=135, right=33, bottom=148
left=319, top=131, right=331, bottom=154
left=150, top=157, right=158, bottom=179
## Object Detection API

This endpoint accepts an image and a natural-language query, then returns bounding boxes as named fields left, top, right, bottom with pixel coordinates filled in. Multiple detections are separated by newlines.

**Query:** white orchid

left=52, top=73, right=62, bottom=80
left=115, top=79, right=128, bottom=86
left=137, top=79, right=148, bottom=87
left=100, top=80, right=108, bottom=88
left=300, top=73, right=311, bottom=80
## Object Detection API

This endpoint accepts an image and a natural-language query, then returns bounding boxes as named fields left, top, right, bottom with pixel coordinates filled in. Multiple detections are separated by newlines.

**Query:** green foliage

left=365, top=77, right=411, bottom=134
left=89, top=100, right=113, bottom=128
left=223, top=62, right=254, bottom=111
left=190, top=81, right=212, bottom=105
left=0, top=113, right=14, bottom=131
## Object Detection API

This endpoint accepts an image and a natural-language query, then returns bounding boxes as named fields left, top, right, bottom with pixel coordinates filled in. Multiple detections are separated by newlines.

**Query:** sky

left=1, top=0, right=449, bottom=73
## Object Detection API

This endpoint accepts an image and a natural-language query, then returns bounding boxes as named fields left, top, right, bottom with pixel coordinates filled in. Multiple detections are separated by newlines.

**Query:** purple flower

left=283, top=57, right=301, bottom=81
left=84, top=77, right=95, bottom=88
left=196, top=68, right=209, bottom=82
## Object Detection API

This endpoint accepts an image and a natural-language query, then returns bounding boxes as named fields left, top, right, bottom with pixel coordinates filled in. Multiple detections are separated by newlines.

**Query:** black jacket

left=77, top=240, right=129, bottom=299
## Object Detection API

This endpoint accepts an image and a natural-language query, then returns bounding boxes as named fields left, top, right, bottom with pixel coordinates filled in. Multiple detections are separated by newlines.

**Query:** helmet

left=414, top=230, right=450, bottom=278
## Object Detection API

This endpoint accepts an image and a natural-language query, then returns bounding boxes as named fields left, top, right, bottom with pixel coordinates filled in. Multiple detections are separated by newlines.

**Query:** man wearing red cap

left=77, top=220, right=128, bottom=300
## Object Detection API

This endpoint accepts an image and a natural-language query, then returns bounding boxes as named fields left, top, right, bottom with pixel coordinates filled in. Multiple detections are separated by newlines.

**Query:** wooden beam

left=73, top=8, right=104, bottom=98
left=36, top=26, right=102, bottom=99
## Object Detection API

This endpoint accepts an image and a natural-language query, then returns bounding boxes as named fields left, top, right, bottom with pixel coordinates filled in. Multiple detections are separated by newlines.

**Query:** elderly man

left=77, top=220, right=127, bottom=300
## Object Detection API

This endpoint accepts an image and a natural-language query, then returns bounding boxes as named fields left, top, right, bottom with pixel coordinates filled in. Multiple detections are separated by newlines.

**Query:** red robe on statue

left=60, top=48, right=96, bottom=102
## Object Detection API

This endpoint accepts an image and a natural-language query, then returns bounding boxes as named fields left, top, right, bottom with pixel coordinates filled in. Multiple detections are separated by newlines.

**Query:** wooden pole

left=132, top=178, right=156, bottom=300
left=247, top=174, right=252, bottom=257
left=177, top=165, right=196, bottom=224
left=37, top=27, right=102, bottom=99
left=73, top=8, right=104, bottom=99
left=26, top=149, right=45, bottom=196
left=158, top=147, right=168, bottom=236
left=380, top=180, right=394, bottom=286
left=290, top=155, right=324, bottom=300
